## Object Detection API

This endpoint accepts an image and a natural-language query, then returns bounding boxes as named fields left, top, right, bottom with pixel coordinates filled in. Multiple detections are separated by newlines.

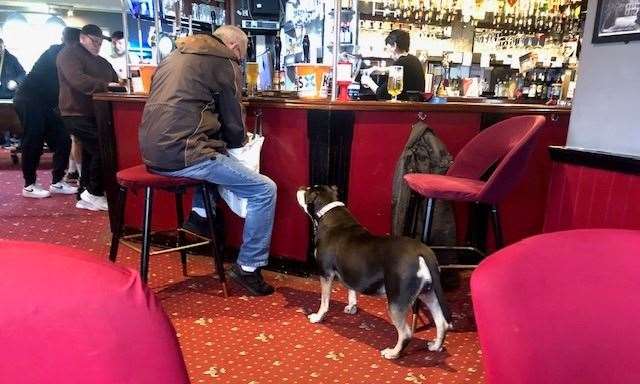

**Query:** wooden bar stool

left=108, top=164, right=228, bottom=297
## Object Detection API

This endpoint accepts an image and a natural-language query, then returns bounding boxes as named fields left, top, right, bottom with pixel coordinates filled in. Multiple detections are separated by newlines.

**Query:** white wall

left=566, top=0, right=640, bottom=156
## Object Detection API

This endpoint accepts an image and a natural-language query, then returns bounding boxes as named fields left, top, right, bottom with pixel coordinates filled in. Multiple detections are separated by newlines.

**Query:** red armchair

left=404, top=115, right=546, bottom=263
left=0, top=240, right=190, bottom=384
left=471, top=229, right=640, bottom=384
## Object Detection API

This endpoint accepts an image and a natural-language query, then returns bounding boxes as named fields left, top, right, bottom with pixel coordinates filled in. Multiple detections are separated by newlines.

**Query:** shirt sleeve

left=57, top=50, right=109, bottom=95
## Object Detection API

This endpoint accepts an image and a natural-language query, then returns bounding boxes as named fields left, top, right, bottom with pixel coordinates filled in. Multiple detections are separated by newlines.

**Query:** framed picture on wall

left=592, top=0, right=640, bottom=43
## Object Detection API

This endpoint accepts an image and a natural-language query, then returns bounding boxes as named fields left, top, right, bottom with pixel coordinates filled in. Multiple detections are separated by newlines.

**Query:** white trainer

left=22, top=184, right=51, bottom=199
left=49, top=181, right=78, bottom=195
left=80, top=190, right=108, bottom=211
left=75, top=199, right=99, bottom=211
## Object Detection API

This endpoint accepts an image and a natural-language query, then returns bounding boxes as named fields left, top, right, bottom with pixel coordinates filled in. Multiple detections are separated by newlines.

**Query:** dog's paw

left=380, top=348, right=400, bottom=360
left=308, top=312, right=325, bottom=323
left=427, top=341, right=444, bottom=352
left=343, top=304, right=357, bottom=315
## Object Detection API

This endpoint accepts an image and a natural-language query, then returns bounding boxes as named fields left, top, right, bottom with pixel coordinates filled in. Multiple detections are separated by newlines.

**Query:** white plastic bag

left=218, top=132, right=265, bottom=218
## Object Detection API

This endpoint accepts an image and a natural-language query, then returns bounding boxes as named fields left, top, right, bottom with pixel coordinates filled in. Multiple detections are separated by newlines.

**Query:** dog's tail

left=419, top=247, right=453, bottom=324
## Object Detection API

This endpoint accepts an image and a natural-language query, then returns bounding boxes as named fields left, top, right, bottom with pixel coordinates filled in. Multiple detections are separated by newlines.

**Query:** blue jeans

left=158, top=156, right=276, bottom=268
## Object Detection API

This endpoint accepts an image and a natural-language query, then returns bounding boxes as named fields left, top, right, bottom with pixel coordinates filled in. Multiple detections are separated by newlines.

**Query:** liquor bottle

left=527, top=73, right=537, bottom=99
left=541, top=72, right=549, bottom=100
left=522, top=74, right=531, bottom=97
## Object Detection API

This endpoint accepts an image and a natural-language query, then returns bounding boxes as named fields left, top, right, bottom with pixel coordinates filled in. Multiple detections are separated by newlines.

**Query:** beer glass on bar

left=387, top=66, right=404, bottom=102
left=246, top=62, right=259, bottom=97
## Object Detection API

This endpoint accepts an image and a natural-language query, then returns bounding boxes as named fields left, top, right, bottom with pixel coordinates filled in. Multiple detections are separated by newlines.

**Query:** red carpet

left=0, top=152, right=484, bottom=383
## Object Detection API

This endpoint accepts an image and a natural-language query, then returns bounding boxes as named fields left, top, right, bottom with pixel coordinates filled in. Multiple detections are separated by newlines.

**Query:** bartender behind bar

left=360, top=29, right=425, bottom=101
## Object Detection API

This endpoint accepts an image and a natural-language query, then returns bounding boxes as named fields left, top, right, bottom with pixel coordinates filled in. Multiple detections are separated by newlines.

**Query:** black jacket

left=0, top=49, right=25, bottom=99
left=391, top=121, right=455, bottom=246
left=376, top=54, right=425, bottom=100
left=140, top=34, right=246, bottom=171
left=15, top=44, right=65, bottom=107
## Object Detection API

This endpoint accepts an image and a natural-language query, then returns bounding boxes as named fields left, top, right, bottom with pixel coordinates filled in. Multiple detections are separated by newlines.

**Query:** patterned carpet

left=0, top=151, right=484, bottom=384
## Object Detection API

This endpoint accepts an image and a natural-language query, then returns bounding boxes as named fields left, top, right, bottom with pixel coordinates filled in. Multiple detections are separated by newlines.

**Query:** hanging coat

left=391, top=120, right=456, bottom=245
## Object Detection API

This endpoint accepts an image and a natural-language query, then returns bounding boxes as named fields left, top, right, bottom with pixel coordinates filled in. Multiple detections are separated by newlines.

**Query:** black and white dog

left=297, top=185, right=452, bottom=359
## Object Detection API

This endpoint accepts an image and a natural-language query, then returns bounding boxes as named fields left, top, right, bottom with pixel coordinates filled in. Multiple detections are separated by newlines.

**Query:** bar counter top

left=94, top=92, right=571, bottom=114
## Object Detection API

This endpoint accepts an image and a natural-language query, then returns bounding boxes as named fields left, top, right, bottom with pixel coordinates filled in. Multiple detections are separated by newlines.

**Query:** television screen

left=250, top=0, right=280, bottom=16
left=127, top=0, right=156, bottom=19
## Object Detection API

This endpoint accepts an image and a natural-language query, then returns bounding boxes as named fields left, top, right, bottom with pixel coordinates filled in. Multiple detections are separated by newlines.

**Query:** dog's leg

left=419, top=291, right=452, bottom=352
left=308, top=274, right=334, bottom=323
left=343, top=289, right=358, bottom=315
left=380, top=304, right=412, bottom=360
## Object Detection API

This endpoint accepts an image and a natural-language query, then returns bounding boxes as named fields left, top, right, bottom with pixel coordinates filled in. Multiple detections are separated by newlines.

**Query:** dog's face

left=297, top=185, right=339, bottom=217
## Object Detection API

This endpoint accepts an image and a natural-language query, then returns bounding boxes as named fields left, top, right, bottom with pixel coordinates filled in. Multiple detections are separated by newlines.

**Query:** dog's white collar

left=315, top=201, right=345, bottom=218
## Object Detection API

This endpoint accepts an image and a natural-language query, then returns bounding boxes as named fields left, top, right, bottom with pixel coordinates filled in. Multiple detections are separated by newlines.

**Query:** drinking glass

left=246, top=62, right=259, bottom=97
left=387, top=65, right=404, bottom=102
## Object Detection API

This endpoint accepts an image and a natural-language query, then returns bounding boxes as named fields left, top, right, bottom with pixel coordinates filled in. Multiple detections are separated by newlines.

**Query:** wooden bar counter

left=94, top=93, right=570, bottom=264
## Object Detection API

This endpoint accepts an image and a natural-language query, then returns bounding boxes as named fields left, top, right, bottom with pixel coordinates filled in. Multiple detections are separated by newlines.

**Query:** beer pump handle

left=302, top=35, right=310, bottom=64
left=274, top=36, right=281, bottom=70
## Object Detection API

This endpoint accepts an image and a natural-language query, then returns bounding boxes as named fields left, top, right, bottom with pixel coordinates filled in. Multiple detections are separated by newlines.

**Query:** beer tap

left=302, top=34, right=310, bottom=63
left=274, top=36, right=281, bottom=71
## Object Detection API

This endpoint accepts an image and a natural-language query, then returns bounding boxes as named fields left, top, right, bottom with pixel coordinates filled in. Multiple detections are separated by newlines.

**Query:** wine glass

left=387, top=65, right=404, bottom=102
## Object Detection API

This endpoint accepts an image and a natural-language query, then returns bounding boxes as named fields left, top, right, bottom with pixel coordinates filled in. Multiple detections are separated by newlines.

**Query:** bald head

left=213, top=25, right=248, bottom=61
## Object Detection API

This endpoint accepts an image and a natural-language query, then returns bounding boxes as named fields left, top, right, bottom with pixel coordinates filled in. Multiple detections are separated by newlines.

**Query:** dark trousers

left=14, top=98, right=71, bottom=187
left=62, top=116, right=104, bottom=196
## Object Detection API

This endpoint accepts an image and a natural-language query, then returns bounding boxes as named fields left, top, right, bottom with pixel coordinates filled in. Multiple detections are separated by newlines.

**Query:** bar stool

left=108, top=164, right=228, bottom=297
left=405, top=115, right=546, bottom=268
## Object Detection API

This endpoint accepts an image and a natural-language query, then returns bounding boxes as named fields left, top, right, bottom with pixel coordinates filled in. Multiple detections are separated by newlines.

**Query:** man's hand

left=7, top=80, right=17, bottom=91
left=360, top=75, right=378, bottom=93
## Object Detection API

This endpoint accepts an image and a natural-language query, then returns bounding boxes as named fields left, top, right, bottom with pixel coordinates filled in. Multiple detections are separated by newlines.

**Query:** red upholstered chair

left=404, top=115, right=546, bottom=265
left=110, top=164, right=228, bottom=297
left=0, top=240, right=190, bottom=384
left=471, top=229, right=640, bottom=384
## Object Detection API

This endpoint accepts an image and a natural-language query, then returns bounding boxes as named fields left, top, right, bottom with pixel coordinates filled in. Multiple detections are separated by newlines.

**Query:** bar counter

left=94, top=93, right=570, bottom=264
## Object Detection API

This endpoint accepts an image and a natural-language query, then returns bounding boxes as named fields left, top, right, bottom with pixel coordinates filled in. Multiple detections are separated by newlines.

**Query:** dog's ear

left=330, top=185, right=338, bottom=192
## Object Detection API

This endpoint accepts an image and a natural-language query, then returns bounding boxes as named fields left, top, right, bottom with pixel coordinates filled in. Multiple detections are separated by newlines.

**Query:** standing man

left=360, top=29, right=425, bottom=100
left=57, top=24, right=119, bottom=211
left=14, top=27, right=81, bottom=198
left=105, top=30, right=141, bottom=80
left=139, top=26, right=277, bottom=296
left=0, top=38, right=25, bottom=99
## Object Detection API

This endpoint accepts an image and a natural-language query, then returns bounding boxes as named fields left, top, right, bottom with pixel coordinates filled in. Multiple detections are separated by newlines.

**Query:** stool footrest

left=120, top=229, right=212, bottom=256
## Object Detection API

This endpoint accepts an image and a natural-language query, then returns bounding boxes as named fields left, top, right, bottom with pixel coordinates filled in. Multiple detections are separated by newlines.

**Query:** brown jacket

left=139, top=34, right=246, bottom=171
left=56, top=43, right=118, bottom=117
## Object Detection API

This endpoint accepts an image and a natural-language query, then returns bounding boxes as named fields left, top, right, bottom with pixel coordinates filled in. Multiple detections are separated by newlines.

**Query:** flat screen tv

left=250, top=0, right=280, bottom=17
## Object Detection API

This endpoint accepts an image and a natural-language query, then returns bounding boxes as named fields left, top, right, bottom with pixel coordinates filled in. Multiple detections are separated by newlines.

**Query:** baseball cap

left=81, top=24, right=111, bottom=41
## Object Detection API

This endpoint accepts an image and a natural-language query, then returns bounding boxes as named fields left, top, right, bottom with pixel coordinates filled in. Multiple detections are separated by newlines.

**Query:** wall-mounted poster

left=592, top=0, right=640, bottom=43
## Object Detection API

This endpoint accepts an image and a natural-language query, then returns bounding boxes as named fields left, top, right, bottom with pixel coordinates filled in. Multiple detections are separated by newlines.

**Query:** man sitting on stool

left=139, top=26, right=277, bottom=296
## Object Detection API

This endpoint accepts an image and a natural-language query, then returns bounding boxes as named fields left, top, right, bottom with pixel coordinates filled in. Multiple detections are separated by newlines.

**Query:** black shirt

left=15, top=44, right=64, bottom=107
left=375, top=54, right=425, bottom=101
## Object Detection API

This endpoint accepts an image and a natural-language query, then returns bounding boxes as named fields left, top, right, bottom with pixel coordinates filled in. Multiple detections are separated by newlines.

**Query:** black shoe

left=183, top=211, right=211, bottom=238
left=227, top=264, right=275, bottom=296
